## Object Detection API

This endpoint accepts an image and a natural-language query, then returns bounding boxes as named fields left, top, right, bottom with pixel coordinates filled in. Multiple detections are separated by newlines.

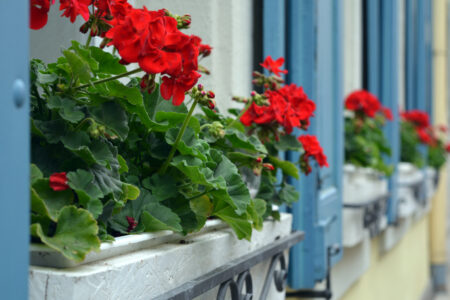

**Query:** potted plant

left=28, top=1, right=325, bottom=298
left=398, top=110, right=450, bottom=218
left=342, top=90, right=393, bottom=247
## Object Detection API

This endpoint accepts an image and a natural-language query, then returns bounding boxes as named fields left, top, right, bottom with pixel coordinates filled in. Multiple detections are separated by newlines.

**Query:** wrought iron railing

left=153, top=231, right=304, bottom=300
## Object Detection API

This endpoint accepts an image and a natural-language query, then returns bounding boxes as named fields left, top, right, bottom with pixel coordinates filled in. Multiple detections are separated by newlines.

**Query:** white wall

left=30, top=1, right=255, bottom=113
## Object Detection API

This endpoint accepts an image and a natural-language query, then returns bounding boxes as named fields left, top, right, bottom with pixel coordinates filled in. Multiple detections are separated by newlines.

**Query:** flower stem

left=85, top=33, right=92, bottom=48
left=227, top=99, right=252, bottom=129
left=75, top=68, right=142, bottom=90
left=159, top=97, right=200, bottom=174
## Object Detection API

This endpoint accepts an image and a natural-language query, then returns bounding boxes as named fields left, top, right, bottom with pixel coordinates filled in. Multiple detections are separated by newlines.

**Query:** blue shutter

left=0, top=0, right=30, bottom=299
left=286, top=0, right=344, bottom=289
left=366, top=0, right=400, bottom=223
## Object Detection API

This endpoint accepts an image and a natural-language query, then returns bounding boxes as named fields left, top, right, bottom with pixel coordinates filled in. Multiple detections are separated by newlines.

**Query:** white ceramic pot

left=29, top=214, right=293, bottom=300
left=342, top=164, right=388, bottom=248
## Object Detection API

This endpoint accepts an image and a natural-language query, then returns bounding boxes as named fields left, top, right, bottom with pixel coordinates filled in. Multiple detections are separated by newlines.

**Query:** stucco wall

left=30, top=0, right=254, bottom=114
left=340, top=215, right=430, bottom=300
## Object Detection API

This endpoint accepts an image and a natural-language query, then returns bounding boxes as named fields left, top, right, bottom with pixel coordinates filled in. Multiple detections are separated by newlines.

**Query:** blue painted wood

left=263, top=0, right=286, bottom=60
left=380, top=0, right=400, bottom=223
left=416, top=0, right=427, bottom=112
left=0, top=0, right=30, bottom=299
left=286, top=0, right=343, bottom=289
left=262, top=0, right=288, bottom=213
left=367, top=0, right=382, bottom=96
left=405, top=0, right=416, bottom=111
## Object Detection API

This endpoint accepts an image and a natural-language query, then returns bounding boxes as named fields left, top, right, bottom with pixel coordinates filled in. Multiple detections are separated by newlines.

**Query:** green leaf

left=106, top=81, right=143, bottom=106
left=90, top=47, right=127, bottom=75
left=117, top=154, right=128, bottom=174
left=278, top=183, right=300, bottom=205
left=63, top=50, right=92, bottom=83
left=210, top=154, right=251, bottom=215
left=67, top=169, right=103, bottom=200
left=31, top=164, right=43, bottom=185
left=70, top=41, right=99, bottom=72
left=274, top=135, right=304, bottom=152
left=269, top=155, right=299, bottom=179
left=31, top=206, right=100, bottom=262
left=47, top=96, right=85, bottom=123
left=31, top=179, right=74, bottom=221
left=122, top=183, right=140, bottom=200
left=225, top=128, right=268, bottom=154
left=171, top=156, right=225, bottom=189
left=90, top=164, right=124, bottom=197
left=89, top=101, right=129, bottom=140
left=247, top=198, right=267, bottom=230
left=108, top=190, right=149, bottom=234
left=141, top=203, right=183, bottom=232
left=142, top=174, right=178, bottom=202
left=32, top=119, right=67, bottom=144
left=213, top=203, right=252, bottom=240
left=165, top=127, right=209, bottom=161
left=190, top=195, right=213, bottom=218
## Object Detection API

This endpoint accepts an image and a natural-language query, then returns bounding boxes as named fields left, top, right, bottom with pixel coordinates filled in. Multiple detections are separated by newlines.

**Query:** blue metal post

left=0, top=0, right=30, bottom=298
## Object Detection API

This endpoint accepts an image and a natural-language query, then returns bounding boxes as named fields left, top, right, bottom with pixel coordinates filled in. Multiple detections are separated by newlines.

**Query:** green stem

left=186, top=189, right=212, bottom=201
left=159, top=98, right=200, bottom=174
left=76, top=68, right=142, bottom=90
left=85, top=32, right=92, bottom=48
left=227, top=99, right=253, bottom=129
left=75, top=117, right=96, bottom=131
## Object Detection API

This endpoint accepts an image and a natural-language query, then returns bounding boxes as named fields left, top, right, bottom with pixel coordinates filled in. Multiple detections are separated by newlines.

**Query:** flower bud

left=207, top=99, right=216, bottom=110
left=207, top=91, right=215, bottom=99
left=80, top=22, right=90, bottom=34
left=255, top=157, right=262, bottom=163
left=251, top=91, right=256, bottom=97
left=263, top=163, right=274, bottom=171
left=197, top=83, right=204, bottom=90
left=201, top=90, right=206, bottom=96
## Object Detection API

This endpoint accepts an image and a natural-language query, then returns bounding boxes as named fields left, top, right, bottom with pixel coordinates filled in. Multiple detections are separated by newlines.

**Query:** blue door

left=0, top=0, right=30, bottom=298
left=287, top=0, right=344, bottom=289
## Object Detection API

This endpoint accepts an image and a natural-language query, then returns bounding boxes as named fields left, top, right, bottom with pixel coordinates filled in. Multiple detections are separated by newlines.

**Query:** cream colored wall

left=429, top=0, right=449, bottom=266
left=340, top=216, right=430, bottom=300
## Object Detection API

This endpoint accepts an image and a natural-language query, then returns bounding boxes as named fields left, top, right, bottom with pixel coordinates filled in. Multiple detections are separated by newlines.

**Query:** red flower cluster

left=49, top=172, right=69, bottom=191
left=345, top=90, right=392, bottom=120
left=260, top=56, right=288, bottom=77
left=59, top=0, right=91, bottom=23
left=401, top=109, right=435, bottom=146
left=401, top=110, right=430, bottom=129
left=106, top=8, right=201, bottom=105
left=240, top=84, right=315, bottom=134
left=298, top=135, right=329, bottom=174
left=30, top=0, right=92, bottom=30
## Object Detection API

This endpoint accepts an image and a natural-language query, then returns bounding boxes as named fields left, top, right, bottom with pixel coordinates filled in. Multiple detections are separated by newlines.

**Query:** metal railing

left=154, top=231, right=304, bottom=300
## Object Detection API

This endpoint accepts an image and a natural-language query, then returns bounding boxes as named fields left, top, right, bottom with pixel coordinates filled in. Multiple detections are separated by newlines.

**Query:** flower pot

left=397, top=162, right=424, bottom=219
left=29, top=213, right=294, bottom=300
left=342, top=164, right=388, bottom=247
left=425, top=167, right=437, bottom=200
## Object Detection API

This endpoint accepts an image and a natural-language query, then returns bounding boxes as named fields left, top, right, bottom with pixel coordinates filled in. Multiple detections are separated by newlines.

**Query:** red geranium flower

left=106, top=7, right=201, bottom=104
left=381, top=106, right=393, bottom=120
left=416, top=128, right=435, bottom=146
left=438, top=125, right=448, bottom=133
left=240, top=84, right=315, bottom=134
left=445, top=143, right=450, bottom=153
left=260, top=56, right=288, bottom=77
left=59, top=0, right=91, bottom=23
left=345, top=90, right=382, bottom=118
left=49, top=172, right=69, bottom=191
left=400, top=110, right=430, bottom=129
left=199, top=43, right=212, bottom=57
left=126, top=216, right=138, bottom=232
left=30, top=0, right=53, bottom=30
left=298, top=135, right=329, bottom=175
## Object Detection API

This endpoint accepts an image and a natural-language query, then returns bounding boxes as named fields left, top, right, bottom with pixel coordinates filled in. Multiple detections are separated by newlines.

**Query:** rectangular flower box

left=29, top=213, right=294, bottom=300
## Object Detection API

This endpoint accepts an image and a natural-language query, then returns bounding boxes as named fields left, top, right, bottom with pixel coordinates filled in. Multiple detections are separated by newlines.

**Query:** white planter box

left=397, top=162, right=424, bottom=219
left=29, top=213, right=293, bottom=300
left=342, top=164, right=388, bottom=248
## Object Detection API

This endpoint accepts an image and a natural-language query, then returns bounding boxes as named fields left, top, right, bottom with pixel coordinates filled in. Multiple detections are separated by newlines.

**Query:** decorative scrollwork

left=217, top=270, right=253, bottom=300
left=260, top=253, right=287, bottom=300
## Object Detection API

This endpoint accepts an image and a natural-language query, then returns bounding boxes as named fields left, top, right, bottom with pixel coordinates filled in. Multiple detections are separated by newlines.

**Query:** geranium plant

left=400, top=110, right=449, bottom=169
left=344, top=90, right=394, bottom=175
left=28, top=1, right=324, bottom=262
